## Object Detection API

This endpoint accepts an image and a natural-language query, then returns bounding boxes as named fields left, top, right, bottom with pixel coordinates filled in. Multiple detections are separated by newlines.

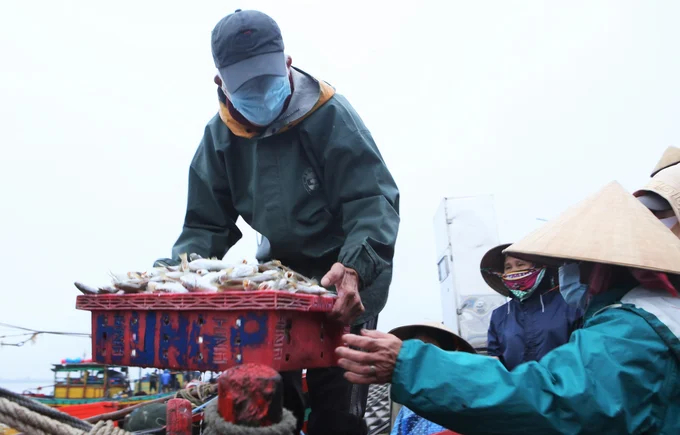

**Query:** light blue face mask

left=558, top=263, right=589, bottom=309
left=227, top=74, right=291, bottom=127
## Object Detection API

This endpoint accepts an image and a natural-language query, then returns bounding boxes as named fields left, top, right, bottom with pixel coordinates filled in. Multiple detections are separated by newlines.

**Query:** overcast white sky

left=1, top=0, right=679, bottom=382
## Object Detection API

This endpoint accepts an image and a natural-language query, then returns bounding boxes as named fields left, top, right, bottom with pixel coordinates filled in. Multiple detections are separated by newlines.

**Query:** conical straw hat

left=389, top=321, right=476, bottom=354
left=635, top=163, right=680, bottom=223
left=479, top=243, right=512, bottom=296
left=651, top=146, right=680, bottom=177
left=504, top=181, right=680, bottom=274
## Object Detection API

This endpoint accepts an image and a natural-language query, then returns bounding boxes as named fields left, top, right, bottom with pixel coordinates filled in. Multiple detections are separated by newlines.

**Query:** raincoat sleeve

left=168, top=123, right=242, bottom=260
left=486, top=309, right=502, bottom=359
left=391, top=307, right=677, bottom=435
left=303, top=95, right=400, bottom=288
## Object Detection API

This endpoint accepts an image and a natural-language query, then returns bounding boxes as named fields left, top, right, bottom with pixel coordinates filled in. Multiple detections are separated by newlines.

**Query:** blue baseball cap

left=211, top=9, right=287, bottom=94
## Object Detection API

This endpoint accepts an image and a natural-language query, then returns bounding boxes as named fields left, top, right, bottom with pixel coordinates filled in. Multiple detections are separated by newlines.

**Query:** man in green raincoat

left=337, top=182, right=680, bottom=435
left=156, top=9, right=400, bottom=435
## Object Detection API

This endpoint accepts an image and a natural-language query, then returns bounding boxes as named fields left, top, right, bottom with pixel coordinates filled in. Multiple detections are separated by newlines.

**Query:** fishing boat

left=20, top=361, right=182, bottom=420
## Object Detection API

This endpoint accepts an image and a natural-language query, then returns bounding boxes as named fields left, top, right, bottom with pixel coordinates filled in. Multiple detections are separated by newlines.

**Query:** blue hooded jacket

left=488, top=288, right=583, bottom=370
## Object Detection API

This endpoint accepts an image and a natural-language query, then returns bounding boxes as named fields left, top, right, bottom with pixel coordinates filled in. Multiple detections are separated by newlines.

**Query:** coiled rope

left=202, top=401, right=297, bottom=435
left=174, top=383, right=216, bottom=406
left=0, top=386, right=94, bottom=432
left=0, top=398, right=132, bottom=435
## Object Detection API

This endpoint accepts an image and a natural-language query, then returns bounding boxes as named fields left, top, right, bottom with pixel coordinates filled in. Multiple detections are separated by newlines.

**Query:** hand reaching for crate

left=322, top=263, right=365, bottom=325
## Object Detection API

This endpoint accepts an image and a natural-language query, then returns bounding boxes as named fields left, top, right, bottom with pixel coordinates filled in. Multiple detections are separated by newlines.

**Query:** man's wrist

left=344, top=267, right=361, bottom=291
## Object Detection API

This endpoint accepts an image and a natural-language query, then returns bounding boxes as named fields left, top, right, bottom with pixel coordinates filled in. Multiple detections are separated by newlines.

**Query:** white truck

left=433, top=195, right=509, bottom=352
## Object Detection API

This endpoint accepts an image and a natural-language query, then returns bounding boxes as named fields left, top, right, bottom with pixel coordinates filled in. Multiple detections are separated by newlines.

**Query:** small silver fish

left=74, top=281, right=99, bottom=295
left=284, top=270, right=318, bottom=285
left=180, top=253, right=189, bottom=272
left=258, top=260, right=283, bottom=272
left=145, top=267, right=169, bottom=278
left=241, top=279, right=259, bottom=291
left=242, top=271, right=282, bottom=283
left=188, top=259, right=232, bottom=272
left=259, top=278, right=289, bottom=290
left=180, top=274, right=218, bottom=292
left=258, top=280, right=275, bottom=290
left=201, top=271, right=228, bottom=284
left=294, top=284, right=330, bottom=295
left=189, top=253, right=203, bottom=261
left=149, top=282, right=188, bottom=293
left=163, top=271, right=185, bottom=280
left=114, top=279, right=148, bottom=293
left=98, top=285, right=118, bottom=294
left=230, top=264, right=259, bottom=278
left=218, top=279, right=247, bottom=290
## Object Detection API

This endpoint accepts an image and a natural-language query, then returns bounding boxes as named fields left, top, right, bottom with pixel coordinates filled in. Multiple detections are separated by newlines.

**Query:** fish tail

left=179, top=253, right=189, bottom=272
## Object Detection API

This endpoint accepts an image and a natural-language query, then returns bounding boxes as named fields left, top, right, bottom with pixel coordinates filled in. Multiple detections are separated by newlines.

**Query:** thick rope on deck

left=202, top=400, right=297, bottom=435
left=174, top=383, right=216, bottom=406
left=0, top=398, right=133, bottom=435
left=0, top=386, right=93, bottom=432
left=85, top=420, right=132, bottom=435
left=0, top=397, right=80, bottom=435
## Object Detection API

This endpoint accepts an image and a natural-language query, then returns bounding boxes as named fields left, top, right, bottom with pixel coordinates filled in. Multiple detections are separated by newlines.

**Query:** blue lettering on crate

left=111, top=314, right=125, bottom=364
left=158, top=312, right=190, bottom=368
left=94, top=313, right=126, bottom=365
left=94, top=314, right=108, bottom=362
left=230, top=312, right=268, bottom=364
left=210, top=317, right=230, bottom=366
left=126, top=311, right=156, bottom=367
left=187, top=316, right=224, bottom=370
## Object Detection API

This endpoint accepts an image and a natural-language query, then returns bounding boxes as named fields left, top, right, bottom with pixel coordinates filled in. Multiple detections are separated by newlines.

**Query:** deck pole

left=166, top=398, right=193, bottom=435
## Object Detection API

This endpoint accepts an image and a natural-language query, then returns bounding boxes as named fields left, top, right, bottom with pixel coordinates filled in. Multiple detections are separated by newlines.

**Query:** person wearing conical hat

left=635, top=154, right=680, bottom=237
left=389, top=322, right=472, bottom=435
left=335, top=181, right=680, bottom=434
left=480, top=244, right=582, bottom=370
left=649, top=145, right=680, bottom=177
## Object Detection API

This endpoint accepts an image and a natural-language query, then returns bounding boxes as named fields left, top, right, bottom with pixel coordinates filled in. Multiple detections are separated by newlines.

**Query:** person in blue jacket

left=481, top=243, right=583, bottom=369
left=388, top=322, right=474, bottom=435
left=160, top=370, right=171, bottom=393
left=335, top=181, right=680, bottom=434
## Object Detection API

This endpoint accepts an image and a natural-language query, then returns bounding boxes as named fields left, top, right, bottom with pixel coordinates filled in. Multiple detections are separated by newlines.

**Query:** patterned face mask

left=501, top=268, right=546, bottom=301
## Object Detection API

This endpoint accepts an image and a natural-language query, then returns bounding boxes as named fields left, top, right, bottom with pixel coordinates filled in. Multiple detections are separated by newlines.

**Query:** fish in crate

left=74, top=254, right=346, bottom=373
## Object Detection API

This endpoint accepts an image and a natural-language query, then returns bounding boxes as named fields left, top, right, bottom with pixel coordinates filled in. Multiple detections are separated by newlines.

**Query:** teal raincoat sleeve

left=302, top=95, right=400, bottom=288
left=391, top=308, right=677, bottom=435
left=169, top=122, right=242, bottom=260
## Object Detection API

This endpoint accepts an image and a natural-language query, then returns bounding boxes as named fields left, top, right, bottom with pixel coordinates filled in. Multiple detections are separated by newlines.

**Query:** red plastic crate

left=76, top=291, right=348, bottom=372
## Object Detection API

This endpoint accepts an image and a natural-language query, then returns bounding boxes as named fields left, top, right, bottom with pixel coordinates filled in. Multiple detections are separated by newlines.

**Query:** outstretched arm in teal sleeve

left=391, top=309, right=676, bottom=434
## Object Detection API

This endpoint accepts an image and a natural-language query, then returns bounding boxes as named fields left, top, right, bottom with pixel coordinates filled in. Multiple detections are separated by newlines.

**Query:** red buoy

left=217, top=363, right=283, bottom=426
